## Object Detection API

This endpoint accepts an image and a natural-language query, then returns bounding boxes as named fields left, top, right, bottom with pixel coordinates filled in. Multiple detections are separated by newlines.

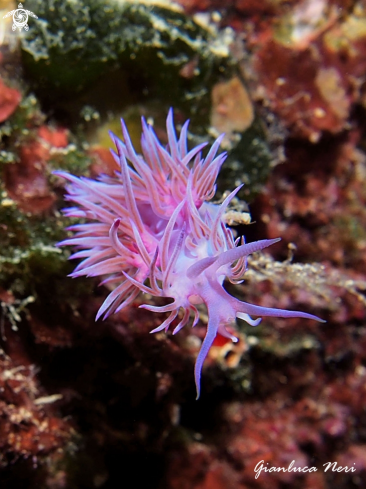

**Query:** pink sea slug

left=56, top=109, right=323, bottom=398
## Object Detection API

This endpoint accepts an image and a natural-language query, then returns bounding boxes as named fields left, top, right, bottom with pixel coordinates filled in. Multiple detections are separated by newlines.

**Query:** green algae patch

left=20, top=0, right=273, bottom=200
left=0, top=185, right=89, bottom=299
left=219, top=117, right=273, bottom=201
left=0, top=93, right=43, bottom=147
left=21, top=0, right=235, bottom=113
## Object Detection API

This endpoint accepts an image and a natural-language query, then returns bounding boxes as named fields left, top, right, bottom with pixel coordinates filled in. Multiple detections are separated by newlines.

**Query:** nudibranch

left=56, top=110, right=323, bottom=398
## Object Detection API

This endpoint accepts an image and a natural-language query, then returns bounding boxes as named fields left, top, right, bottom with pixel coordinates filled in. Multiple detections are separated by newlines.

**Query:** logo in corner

left=3, top=3, right=38, bottom=32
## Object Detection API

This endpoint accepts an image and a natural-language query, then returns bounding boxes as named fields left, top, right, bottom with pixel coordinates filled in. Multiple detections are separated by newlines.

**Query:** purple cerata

left=55, top=109, right=323, bottom=398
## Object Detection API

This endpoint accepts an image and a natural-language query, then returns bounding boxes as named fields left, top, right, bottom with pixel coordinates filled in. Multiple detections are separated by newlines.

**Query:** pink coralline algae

left=56, top=110, right=323, bottom=397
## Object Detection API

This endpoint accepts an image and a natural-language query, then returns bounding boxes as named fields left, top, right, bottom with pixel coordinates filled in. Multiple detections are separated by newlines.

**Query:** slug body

left=56, top=109, right=323, bottom=398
